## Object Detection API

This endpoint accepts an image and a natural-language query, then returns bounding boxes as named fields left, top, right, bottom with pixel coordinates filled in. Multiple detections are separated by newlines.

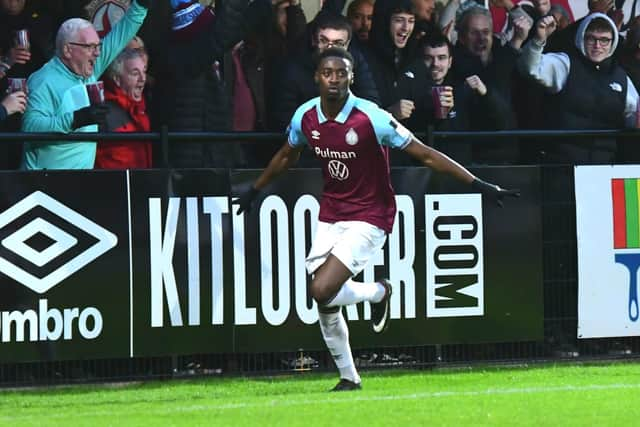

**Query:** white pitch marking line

left=2, top=382, right=640, bottom=421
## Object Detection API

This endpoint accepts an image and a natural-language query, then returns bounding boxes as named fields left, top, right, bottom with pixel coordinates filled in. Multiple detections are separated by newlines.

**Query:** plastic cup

left=7, top=78, right=27, bottom=93
left=432, top=86, right=449, bottom=119
left=15, top=29, right=29, bottom=50
left=86, top=81, right=104, bottom=105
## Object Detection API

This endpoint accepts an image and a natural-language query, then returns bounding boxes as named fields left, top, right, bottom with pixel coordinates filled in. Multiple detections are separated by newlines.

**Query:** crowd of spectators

left=3, top=0, right=640, bottom=169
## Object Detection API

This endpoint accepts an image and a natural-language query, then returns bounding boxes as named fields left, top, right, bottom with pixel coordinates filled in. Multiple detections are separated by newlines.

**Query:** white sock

left=326, top=279, right=386, bottom=307
left=318, top=309, right=360, bottom=384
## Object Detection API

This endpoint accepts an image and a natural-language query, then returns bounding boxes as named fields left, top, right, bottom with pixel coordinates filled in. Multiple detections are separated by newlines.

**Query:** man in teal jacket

left=21, top=0, right=151, bottom=170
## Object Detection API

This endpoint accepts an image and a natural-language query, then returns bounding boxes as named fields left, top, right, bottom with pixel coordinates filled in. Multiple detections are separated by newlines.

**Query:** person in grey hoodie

left=519, top=12, right=639, bottom=164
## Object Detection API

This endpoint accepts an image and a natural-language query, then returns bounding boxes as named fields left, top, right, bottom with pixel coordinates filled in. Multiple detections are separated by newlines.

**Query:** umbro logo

left=0, top=191, right=117, bottom=294
left=609, top=82, right=622, bottom=92
left=311, top=130, right=320, bottom=140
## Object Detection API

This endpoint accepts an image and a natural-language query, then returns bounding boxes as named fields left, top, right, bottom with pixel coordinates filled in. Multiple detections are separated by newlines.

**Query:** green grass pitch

left=3, top=362, right=640, bottom=426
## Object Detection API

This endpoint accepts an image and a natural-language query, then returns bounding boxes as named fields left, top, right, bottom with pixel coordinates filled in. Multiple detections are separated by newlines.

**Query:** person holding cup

left=20, top=0, right=152, bottom=170
left=0, top=0, right=58, bottom=80
left=0, top=90, right=27, bottom=121
left=398, top=32, right=513, bottom=165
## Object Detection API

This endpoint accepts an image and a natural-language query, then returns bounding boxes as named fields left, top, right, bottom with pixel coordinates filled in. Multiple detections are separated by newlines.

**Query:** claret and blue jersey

left=287, top=92, right=413, bottom=233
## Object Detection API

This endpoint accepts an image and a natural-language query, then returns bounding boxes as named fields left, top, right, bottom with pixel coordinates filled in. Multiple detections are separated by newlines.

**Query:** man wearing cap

left=20, top=0, right=151, bottom=170
left=159, top=0, right=248, bottom=168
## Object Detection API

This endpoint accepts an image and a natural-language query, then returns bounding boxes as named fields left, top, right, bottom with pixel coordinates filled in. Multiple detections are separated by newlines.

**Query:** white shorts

left=305, top=221, right=387, bottom=276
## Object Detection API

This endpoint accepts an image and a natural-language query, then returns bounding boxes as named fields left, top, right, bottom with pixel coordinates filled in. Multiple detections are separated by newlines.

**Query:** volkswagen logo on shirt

left=328, top=160, right=349, bottom=180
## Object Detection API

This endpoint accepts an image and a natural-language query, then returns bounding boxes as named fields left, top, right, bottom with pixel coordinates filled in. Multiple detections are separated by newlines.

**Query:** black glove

left=232, top=187, right=260, bottom=214
left=471, top=178, right=520, bottom=207
left=135, top=0, right=151, bottom=8
left=72, top=104, right=109, bottom=129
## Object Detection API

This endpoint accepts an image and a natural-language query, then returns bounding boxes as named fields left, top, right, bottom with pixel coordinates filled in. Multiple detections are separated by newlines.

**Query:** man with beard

left=233, top=47, right=519, bottom=392
left=519, top=13, right=639, bottom=163
left=20, top=0, right=151, bottom=170
left=346, top=0, right=374, bottom=45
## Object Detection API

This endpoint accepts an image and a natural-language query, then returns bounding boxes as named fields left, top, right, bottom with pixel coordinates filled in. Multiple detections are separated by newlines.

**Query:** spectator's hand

left=232, top=187, right=260, bottom=214
left=589, top=0, right=614, bottom=13
left=2, top=91, right=27, bottom=115
left=471, top=178, right=520, bottom=207
left=8, top=46, right=30, bottom=65
left=388, top=99, right=415, bottom=120
left=465, top=75, right=487, bottom=96
left=439, top=86, right=454, bottom=109
left=490, top=0, right=515, bottom=10
left=72, top=104, right=109, bottom=129
left=512, top=15, right=533, bottom=43
left=535, top=15, right=557, bottom=44
left=442, top=20, right=455, bottom=40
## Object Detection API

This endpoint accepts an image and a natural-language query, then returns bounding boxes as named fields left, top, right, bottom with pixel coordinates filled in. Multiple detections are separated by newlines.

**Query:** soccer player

left=232, top=47, right=518, bottom=391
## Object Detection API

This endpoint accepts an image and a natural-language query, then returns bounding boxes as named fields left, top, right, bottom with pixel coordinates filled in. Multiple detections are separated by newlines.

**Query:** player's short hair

left=316, top=47, right=355, bottom=68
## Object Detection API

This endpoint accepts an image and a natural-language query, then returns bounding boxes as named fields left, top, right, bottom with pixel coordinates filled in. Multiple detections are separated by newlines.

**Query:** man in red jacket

left=95, top=46, right=152, bottom=169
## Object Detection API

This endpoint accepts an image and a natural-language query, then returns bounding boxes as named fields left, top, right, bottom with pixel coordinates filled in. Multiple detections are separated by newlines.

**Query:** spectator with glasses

left=518, top=13, right=639, bottom=164
left=20, top=0, right=151, bottom=170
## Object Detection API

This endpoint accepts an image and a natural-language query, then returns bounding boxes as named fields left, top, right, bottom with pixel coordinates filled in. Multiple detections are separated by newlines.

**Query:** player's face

left=315, top=57, right=353, bottom=101
left=423, top=45, right=452, bottom=84
left=389, top=12, right=415, bottom=49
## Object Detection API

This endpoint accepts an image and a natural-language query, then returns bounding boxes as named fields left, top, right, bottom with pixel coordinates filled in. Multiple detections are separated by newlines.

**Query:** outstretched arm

left=403, top=138, right=520, bottom=206
left=404, top=138, right=475, bottom=183
left=254, top=142, right=303, bottom=190
left=232, top=142, right=304, bottom=214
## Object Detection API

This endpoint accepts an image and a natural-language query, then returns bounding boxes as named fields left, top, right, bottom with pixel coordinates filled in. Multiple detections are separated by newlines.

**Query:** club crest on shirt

left=609, top=82, right=622, bottom=92
left=345, top=128, right=358, bottom=146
